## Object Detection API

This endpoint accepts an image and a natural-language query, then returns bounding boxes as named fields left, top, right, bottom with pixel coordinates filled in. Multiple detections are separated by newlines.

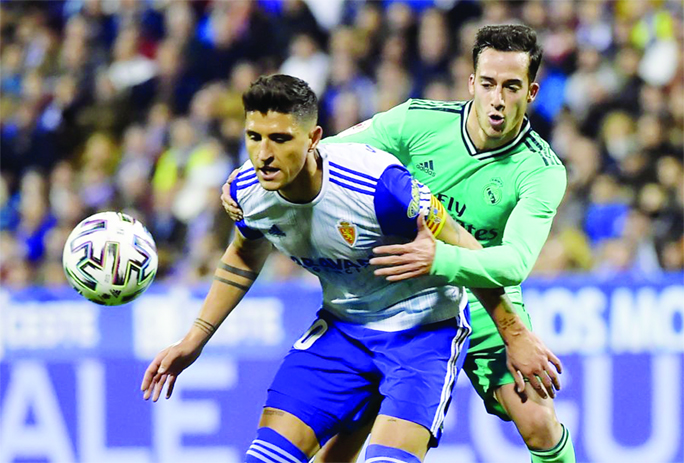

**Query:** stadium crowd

left=1, top=0, right=682, bottom=288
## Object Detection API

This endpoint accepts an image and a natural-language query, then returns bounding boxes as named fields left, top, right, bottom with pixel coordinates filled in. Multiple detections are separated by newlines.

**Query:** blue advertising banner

left=1, top=274, right=683, bottom=463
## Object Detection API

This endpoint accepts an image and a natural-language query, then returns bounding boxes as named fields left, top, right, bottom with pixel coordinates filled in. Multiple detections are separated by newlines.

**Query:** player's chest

left=412, top=158, right=518, bottom=241
left=246, top=199, right=381, bottom=258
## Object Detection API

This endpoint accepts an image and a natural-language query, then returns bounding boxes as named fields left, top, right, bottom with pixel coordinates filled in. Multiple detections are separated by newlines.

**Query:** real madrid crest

left=337, top=220, right=357, bottom=247
left=483, top=177, right=503, bottom=205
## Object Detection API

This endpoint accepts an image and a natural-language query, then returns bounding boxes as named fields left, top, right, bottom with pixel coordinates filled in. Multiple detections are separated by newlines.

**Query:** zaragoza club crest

left=337, top=220, right=357, bottom=247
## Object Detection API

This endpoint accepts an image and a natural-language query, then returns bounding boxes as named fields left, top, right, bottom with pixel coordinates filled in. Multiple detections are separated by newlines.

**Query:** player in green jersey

left=222, top=24, right=574, bottom=463
left=320, top=24, right=575, bottom=463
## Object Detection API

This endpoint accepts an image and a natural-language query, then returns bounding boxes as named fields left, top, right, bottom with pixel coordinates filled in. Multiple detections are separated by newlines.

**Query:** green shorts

left=463, top=298, right=532, bottom=421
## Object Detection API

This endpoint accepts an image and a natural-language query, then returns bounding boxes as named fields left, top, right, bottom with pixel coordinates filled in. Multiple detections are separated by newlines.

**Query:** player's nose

left=492, top=87, right=505, bottom=108
left=256, top=141, right=273, bottom=161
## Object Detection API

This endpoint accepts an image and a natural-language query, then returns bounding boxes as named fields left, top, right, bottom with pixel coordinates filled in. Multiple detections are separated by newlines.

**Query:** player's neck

left=279, top=149, right=322, bottom=204
left=466, top=106, right=525, bottom=151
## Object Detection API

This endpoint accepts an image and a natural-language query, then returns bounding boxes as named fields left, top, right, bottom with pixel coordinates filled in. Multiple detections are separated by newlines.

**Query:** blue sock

left=244, top=427, right=309, bottom=463
left=365, top=444, right=421, bottom=463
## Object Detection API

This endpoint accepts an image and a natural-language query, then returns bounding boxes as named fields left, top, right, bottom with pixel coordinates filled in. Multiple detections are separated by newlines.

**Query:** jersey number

left=293, top=319, right=328, bottom=350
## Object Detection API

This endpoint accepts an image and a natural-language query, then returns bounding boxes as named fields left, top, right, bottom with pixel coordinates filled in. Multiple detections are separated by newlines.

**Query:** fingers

left=370, top=254, right=412, bottom=267
left=142, top=350, right=172, bottom=401
left=228, top=168, right=239, bottom=183
left=374, top=263, right=424, bottom=278
left=513, top=369, right=526, bottom=395
left=152, top=373, right=168, bottom=402
left=221, top=183, right=239, bottom=209
left=221, top=181, right=244, bottom=221
left=416, top=213, right=426, bottom=231
left=544, top=356, right=562, bottom=392
left=511, top=370, right=528, bottom=403
left=539, top=370, right=556, bottom=399
left=372, top=244, right=409, bottom=256
left=141, top=362, right=158, bottom=392
left=166, top=375, right=177, bottom=399
left=548, top=350, right=563, bottom=375
left=527, top=373, right=548, bottom=400
left=386, top=269, right=426, bottom=282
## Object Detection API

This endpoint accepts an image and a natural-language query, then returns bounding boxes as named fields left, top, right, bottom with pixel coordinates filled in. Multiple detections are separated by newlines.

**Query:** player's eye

left=271, top=135, right=292, bottom=143
left=247, top=133, right=261, bottom=141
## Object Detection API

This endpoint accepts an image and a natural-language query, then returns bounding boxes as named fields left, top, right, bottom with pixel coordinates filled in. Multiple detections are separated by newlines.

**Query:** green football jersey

left=323, top=98, right=567, bottom=309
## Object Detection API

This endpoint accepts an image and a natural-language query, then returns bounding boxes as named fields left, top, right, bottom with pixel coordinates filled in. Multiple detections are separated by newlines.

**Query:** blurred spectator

left=584, top=174, right=630, bottom=245
left=576, top=0, right=612, bottom=52
left=107, top=26, right=156, bottom=91
left=280, top=33, right=330, bottom=96
left=131, top=38, right=200, bottom=116
left=0, top=0, right=681, bottom=286
left=412, top=8, right=451, bottom=94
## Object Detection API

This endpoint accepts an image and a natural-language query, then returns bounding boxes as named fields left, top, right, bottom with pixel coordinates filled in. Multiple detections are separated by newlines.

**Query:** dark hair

left=472, top=25, right=543, bottom=82
left=242, top=74, right=318, bottom=124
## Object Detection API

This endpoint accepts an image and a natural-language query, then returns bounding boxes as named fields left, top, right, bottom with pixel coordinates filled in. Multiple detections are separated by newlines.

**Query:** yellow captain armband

left=425, top=195, right=448, bottom=238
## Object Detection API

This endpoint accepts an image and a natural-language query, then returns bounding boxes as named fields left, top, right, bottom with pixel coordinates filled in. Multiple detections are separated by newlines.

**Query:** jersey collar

left=460, top=100, right=532, bottom=161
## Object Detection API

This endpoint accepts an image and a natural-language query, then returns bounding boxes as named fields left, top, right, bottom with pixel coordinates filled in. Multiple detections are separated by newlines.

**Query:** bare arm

left=141, top=230, right=272, bottom=401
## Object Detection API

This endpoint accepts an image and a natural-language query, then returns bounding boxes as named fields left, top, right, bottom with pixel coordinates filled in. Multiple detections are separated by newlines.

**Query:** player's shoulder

left=230, top=160, right=267, bottom=207
left=320, top=142, right=403, bottom=179
left=519, top=130, right=565, bottom=170
left=404, top=98, right=468, bottom=117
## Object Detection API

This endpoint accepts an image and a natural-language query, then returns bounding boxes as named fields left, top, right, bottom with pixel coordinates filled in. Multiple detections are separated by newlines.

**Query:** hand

left=370, top=214, right=436, bottom=281
left=141, top=338, right=204, bottom=402
left=504, top=329, right=562, bottom=400
left=221, top=168, right=244, bottom=222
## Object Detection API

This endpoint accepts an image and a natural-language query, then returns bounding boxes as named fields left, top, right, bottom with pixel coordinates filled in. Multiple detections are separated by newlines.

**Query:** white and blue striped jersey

left=230, top=142, right=467, bottom=332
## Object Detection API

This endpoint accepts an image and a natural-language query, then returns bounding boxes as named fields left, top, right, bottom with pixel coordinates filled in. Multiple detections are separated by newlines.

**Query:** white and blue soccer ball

left=62, top=211, right=158, bottom=305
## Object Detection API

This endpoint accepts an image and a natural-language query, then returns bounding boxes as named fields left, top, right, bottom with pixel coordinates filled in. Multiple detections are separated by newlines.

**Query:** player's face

left=468, top=48, right=539, bottom=145
left=245, top=110, right=322, bottom=196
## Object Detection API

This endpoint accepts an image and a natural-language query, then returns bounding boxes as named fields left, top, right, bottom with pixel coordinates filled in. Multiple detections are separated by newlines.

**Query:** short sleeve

left=373, top=165, right=431, bottom=239
left=230, top=170, right=264, bottom=240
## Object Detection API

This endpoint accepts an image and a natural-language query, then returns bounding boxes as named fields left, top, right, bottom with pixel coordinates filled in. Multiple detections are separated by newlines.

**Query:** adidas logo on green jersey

left=416, top=160, right=435, bottom=177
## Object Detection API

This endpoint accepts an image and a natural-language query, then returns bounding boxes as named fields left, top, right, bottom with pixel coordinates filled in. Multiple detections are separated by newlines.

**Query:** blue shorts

left=265, top=307, right=471, bottom=447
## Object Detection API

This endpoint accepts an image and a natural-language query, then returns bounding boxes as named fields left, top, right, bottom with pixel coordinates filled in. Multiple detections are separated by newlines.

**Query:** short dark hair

left=472, top=25, right=543, bottom=82
left=242, top=74, right=318, bottom=124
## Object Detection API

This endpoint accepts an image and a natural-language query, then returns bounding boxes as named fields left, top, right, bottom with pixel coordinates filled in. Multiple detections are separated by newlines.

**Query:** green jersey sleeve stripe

left=524, top=139, right=549, bottom=166
left=408, top=99, right=465, bottom=108
left=531, top=132, right=562, bottom=166
left=407, top=106, right=462, bottom=114
left=525, top=133, right=562, bottom=166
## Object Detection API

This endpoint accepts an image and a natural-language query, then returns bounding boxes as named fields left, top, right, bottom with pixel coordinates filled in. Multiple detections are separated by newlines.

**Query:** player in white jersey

left=141, top=75, right=548, bottom=463
left=231, top=140, right=467, bottom=332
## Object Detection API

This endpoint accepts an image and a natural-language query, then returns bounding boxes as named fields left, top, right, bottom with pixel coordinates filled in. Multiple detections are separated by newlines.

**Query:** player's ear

left=468, top=74, right=475, bottom=96
left=309, top=125, right=323, bottom=152
left=527, top=82, right=540, bottom=103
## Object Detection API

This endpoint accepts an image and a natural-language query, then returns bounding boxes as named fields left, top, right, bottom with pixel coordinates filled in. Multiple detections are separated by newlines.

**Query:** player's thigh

left=266, top=313, right=378, bottom=446
left=316, top=420, right=373, bottom=463
left=258, top=407, right=321, bottom=457
left=368, top=415, right=431, bottom=460
left=375, top=317, right=470, bottom=446
left=464, top=303, right=533, bottom=420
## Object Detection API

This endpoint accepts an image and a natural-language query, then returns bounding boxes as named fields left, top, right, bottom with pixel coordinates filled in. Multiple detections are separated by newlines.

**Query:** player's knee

left=245, top=427, right=309, bottom=463
left=365, top=444, right=422, bottom=463
left=514, top=405, right=562, bottom=450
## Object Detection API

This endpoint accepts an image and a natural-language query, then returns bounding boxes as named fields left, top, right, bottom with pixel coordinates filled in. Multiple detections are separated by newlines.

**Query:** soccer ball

left=62, top=211, right=158, bottom=305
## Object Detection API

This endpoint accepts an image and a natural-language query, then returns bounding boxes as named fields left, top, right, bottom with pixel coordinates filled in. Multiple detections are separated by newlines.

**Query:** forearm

left=432, top=241, right=529, bottom=287
left=437, top=216, right=528, bottom=338
left=469, top=287, right=529, bottom=342
left=186, top=239, right=270, bottom=347
left=432, top=167, right=565, bottom=288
